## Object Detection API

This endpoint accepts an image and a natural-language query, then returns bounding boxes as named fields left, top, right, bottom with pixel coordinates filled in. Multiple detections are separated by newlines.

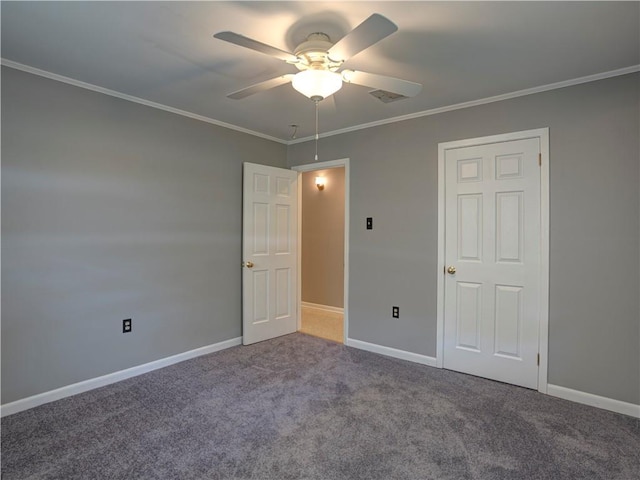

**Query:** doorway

left=437, top=129, right=549, bottom=392
left=293, top=159, right=349, bottom=344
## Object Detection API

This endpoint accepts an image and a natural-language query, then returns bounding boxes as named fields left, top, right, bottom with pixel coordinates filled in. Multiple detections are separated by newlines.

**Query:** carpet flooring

left=2, top=333, right=639, bottom=479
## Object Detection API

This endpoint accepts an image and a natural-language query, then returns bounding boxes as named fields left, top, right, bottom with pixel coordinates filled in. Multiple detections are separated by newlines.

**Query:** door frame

left=436, top=128, right=550, bottom=393
left=292, top=158, right=350, bottom=344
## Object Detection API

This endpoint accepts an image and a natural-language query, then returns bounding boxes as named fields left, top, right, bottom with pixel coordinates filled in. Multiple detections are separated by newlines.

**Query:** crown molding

left=0, top=59, right=287, bottom=145
left=288, top=64, right=640, bottom=144
left=3, top=59, right=638, bottom=146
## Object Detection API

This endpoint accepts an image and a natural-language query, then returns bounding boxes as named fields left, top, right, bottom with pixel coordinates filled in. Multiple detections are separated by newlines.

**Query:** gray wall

left=1, top=67, right=287, bottom=404
left=289, top=73, right=640, bottom=406
left=301, top=168, right=345, bottom=308
left=3, top=65, right=638, bottom=408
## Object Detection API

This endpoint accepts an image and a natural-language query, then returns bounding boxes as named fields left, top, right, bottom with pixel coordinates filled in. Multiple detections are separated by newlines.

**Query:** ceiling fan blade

left=228, top=74, right=294, bottom=99
left=342, top=70, right=422, bottom=98
left=214, top=31, right=298, bottom=63
left=328, top=14, right=398, bottom=62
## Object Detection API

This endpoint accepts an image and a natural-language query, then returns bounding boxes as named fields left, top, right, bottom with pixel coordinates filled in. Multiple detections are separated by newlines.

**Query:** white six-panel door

left=443, top=137, right=541, bottom=389
left=242, top=163, right=298, bottom=345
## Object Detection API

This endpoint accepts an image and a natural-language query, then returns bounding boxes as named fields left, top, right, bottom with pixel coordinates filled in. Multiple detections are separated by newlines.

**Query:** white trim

left=0, top=337, right=242, bottom=417
left=293, top=159, right=350, bottom=344
left=301, top=301, right=344, bottom=315
left=346, top=338, right=437, bottom=367
left=344, top=339, right=639, bottom=419
left=538, top=130, right=550, bottom=394
left=289, top=65, right=640, bottom=144
left=293, top=159, right=349, bottom=171
left=436, top=128, right=550, bottom=392
left=547, top=384, right=640, bottom=418
left=4, top=58, right=636, bottom=146
left=438, top=128, right=550, bottom=150
left=1, top=59, right=286, bottom=145
left=295, top=175, right=304, bottom=334
left=436, top=138, right=446, bottom=368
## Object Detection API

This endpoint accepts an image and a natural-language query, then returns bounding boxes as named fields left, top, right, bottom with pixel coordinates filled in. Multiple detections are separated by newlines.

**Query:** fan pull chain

left=314, top=100, right=319, bottom=161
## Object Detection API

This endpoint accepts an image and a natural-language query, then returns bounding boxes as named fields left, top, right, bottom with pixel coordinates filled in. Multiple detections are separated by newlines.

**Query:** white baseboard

left=344, top=341, right=639, bottom=418
left=0, top=336, right=242, bottom=418
left=301, top=301, right=344, bottom=314
left=346, top=338, right=437, bottom=367
left=6, top=336, right=636, bottom=420
left=547, top=384, right=640, bottom=418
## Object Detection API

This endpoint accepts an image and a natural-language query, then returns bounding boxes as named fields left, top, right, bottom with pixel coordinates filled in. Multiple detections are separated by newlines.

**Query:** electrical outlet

left=392, top=306, right=399, bottom=318
left=366, top=217, right=373, bottom=230
left=122, top=318, right=132, bottom=333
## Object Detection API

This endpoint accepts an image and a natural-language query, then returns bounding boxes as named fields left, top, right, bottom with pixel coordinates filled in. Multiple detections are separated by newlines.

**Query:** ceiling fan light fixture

left=292, top=70, right=342, bottom=101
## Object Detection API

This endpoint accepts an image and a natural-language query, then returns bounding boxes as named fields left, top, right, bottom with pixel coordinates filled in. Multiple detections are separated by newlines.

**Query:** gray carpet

left=2, top=333, right=639, bottom=479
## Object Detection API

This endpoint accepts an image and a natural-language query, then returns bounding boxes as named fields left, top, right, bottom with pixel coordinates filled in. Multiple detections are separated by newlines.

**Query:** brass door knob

left=244, top=261, right=254, bottom=268
left=447, top=266, right=456, bottom=275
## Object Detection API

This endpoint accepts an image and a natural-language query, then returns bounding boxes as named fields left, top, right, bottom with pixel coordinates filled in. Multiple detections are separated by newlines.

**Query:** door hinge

left=537, top=353, right=540, bottom=366
left=538, top=153, right=542, bottom=166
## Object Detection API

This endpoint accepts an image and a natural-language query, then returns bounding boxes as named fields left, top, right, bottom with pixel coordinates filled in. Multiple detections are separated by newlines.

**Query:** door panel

left=456, top=282, right=482, bottom=351
left=275, top=268, right=291, bottom=318
left=496, top=191, right=523, bottom=263
left=253, top=203, right=269, bottom=255
left=458, top=194, right=483, bottom=261
left=243, top=163, right=298, bottom=345
left=494, top=284, right=523, bottom=358
left=275, top=205, right=291, bottom=254
left=253, top=270, right=269, bottom=324
left=444, top=138, right=540, bottom=389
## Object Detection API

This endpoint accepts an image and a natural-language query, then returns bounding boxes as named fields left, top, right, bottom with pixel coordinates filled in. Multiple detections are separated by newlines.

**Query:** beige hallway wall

left=301, top=168, right=345, bottom=308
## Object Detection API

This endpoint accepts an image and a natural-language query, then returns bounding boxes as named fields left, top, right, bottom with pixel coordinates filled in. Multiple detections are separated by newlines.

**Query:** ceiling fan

left=214, top=14, right=422, bottom=102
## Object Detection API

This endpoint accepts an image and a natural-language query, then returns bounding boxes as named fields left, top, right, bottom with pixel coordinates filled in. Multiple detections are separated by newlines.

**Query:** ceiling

left=2, top=1, right=639, bottom=142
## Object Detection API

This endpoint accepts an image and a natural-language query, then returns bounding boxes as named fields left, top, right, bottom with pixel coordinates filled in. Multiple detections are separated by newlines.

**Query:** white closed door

left=443, top=138, right=541, bottom=389
left=242, top=163, right=298, bottom=345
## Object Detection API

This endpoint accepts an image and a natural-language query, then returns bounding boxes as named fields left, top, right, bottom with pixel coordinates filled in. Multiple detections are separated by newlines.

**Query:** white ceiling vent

left=369, top=89, right=409, bottom=103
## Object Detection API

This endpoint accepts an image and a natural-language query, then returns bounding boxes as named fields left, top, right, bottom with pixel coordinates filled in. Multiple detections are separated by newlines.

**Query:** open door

left=242, top=162, right=298, bottom=345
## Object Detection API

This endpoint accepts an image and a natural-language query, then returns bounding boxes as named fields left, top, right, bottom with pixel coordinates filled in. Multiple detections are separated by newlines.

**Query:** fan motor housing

left=293, top=33, right=341, bottom=71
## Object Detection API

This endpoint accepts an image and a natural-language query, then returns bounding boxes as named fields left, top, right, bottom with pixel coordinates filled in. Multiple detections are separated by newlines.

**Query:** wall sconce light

left=315, top=176, right=325, bottom=190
